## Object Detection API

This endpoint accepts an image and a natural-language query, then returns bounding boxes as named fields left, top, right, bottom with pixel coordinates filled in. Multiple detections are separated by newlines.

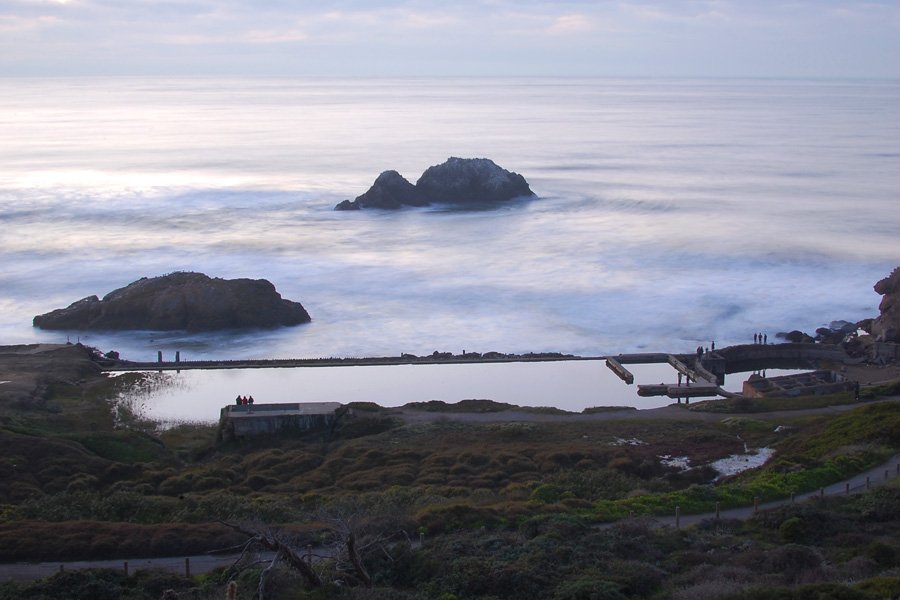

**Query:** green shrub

left=531, top=484, right=565, bottom=504
left=778, top=517, right=807, bottom=543
left=855, top=576, right=900, bottom=597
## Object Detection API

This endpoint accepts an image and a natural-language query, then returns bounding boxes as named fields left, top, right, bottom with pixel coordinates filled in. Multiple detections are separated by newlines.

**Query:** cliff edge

left=872, top=267, right=900, bottom=342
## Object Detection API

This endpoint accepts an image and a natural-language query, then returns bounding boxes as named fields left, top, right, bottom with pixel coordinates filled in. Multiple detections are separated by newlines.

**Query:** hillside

left=0, top=344, right=899, bottom=599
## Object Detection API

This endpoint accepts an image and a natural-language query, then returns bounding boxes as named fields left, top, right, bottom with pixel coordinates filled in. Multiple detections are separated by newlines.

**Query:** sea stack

left=33, top=272, right=311, bottom=332
left=335, top=157, right=536, bottom=210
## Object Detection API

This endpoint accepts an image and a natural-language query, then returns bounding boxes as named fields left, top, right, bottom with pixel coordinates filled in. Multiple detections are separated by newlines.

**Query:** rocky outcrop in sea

left=33, top=272, right=311, bottom=332
left=335, top=157, right=535, bottom=210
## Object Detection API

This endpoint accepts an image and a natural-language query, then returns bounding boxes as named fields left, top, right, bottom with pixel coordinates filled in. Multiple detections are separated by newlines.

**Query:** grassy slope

left=2, top=349, right=900, bottom=598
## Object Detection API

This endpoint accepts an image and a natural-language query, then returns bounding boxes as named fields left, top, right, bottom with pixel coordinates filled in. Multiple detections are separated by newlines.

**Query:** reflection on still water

left=116, top=361, right=682, bottom=423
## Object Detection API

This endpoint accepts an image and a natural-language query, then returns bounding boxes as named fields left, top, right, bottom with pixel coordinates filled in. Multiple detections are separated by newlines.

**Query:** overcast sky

left=1, top=0, right=898, bottom=78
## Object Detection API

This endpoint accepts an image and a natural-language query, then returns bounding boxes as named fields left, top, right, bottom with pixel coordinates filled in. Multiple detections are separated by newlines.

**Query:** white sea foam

left=0, top=77, right=897, bottom=365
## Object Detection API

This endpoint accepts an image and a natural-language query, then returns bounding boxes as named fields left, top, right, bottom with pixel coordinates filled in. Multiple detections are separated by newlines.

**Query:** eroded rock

left=873, top=267, right=900, bottom=342
left=335, top=157, right=535, bottom=210
left=33, top=272, right=311, bottom=332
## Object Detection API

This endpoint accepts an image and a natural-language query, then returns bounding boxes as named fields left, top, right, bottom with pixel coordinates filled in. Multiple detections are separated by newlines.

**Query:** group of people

left=235, top=395, right=255, bottom=405
left=754, top=333, right=768, bottom=344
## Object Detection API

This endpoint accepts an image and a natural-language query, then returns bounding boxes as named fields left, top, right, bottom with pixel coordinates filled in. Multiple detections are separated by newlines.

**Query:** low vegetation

left=1, top=355, right=900, bottom=599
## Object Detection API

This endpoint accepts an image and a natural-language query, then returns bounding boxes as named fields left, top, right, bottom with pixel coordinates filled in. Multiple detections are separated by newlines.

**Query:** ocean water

left=1, top=77, right=898, bottom=365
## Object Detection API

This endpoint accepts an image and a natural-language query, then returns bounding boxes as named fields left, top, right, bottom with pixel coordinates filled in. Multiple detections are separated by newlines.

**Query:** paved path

left=2, top=454, right=898, bottom=584
left=633, top=453, right=900, bottom=529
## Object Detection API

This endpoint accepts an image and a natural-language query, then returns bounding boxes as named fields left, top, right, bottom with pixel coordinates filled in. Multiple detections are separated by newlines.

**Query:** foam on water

left=1, top=77, right=898, bottom=364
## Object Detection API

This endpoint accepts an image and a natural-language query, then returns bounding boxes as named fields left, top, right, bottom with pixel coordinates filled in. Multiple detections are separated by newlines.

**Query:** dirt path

left=645, top=452, right=900, bottom=529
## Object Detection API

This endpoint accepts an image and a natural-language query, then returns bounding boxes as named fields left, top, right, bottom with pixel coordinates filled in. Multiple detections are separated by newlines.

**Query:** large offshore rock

left=415, top=157, right=535, bottom=205
left=33, top=272, right=311, bottom=332
left=335, top=157, right=535, bottom=210
left=872, top=267, right=900, bottom=342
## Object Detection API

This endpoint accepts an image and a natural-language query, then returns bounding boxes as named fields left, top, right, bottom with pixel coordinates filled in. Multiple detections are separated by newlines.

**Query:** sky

left=1, top=0, right=898, bottom=78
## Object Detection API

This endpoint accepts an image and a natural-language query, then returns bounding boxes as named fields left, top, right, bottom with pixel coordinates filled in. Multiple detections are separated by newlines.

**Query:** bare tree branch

left=258, top=549, right=283, bottom=600
left=222, top=521, right=324, bottom=588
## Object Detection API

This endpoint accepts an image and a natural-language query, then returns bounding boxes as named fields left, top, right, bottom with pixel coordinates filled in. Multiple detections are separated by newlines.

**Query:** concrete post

left=846, top=483, right=850, bottom=494
left=790, top=491, right=795, bottom=503
left=866, top=476, right=870, bottom=490
left=175, top=351, right=180, bottom=363
left=307, top=544, right=312, bottom=566
left=158, top=350, right=163, bottom=363
left=124, top=561, right=128, bottom=577
left=675, top=506, right=680, bottom=528
left=754, top=496, right=759, bottom=514
left=419, top=532, right=425, bottom=546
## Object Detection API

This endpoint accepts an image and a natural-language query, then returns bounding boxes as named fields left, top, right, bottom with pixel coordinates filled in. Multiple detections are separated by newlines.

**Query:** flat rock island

left=335, top=157, right=536, bottom=210
left=33, top=272, right=311, bottom=332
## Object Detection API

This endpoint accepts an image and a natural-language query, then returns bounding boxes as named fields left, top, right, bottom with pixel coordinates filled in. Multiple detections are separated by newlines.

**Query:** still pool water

left=113, top=361, right=795, bottom=424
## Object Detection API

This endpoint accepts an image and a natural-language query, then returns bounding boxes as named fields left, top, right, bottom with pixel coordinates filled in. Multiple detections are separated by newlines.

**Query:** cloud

left=0, top=0, right=896, bottom=76
left=546, top=14, right=595, bottom=34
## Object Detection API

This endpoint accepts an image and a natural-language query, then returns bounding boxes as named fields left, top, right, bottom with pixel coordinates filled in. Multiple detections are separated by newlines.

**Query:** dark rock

left=33, top=272, right=311, bottom=332
left=816, top=320, right=859, bottom=344
left=334, top=199, right=360, bottom=211
left=815, top=327, right=834, bottom=341
left=335, top=170, right=427, bottom=210
left=415, top=157, right=535, bottom=205
left=334, top=157, right=535, bottom=210
left=872, top=267, right=900, bottom=342
left=779, top=330, right=815, bottom=344
left=829, top=320, right=857, bottom=335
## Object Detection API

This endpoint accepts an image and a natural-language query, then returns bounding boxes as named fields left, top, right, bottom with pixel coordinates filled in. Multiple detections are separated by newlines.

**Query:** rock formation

left=335, top=157, right=535, bottom=210
left=335, top=170, right=427, bottom=210
left=872, top=267, right=900, bottom=342
left=33, top=272, right=311, bottom=332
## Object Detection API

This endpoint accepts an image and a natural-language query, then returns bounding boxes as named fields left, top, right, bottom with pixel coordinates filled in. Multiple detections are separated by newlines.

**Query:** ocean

left=1, top=77, right=898, bottom=365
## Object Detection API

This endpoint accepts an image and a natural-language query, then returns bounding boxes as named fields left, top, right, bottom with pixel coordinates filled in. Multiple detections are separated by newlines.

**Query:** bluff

left=33, top=272, right=311, bottom=332
left=872, top=267, right=900, bottom=342
left=335, top=157, right=535, bottom=210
